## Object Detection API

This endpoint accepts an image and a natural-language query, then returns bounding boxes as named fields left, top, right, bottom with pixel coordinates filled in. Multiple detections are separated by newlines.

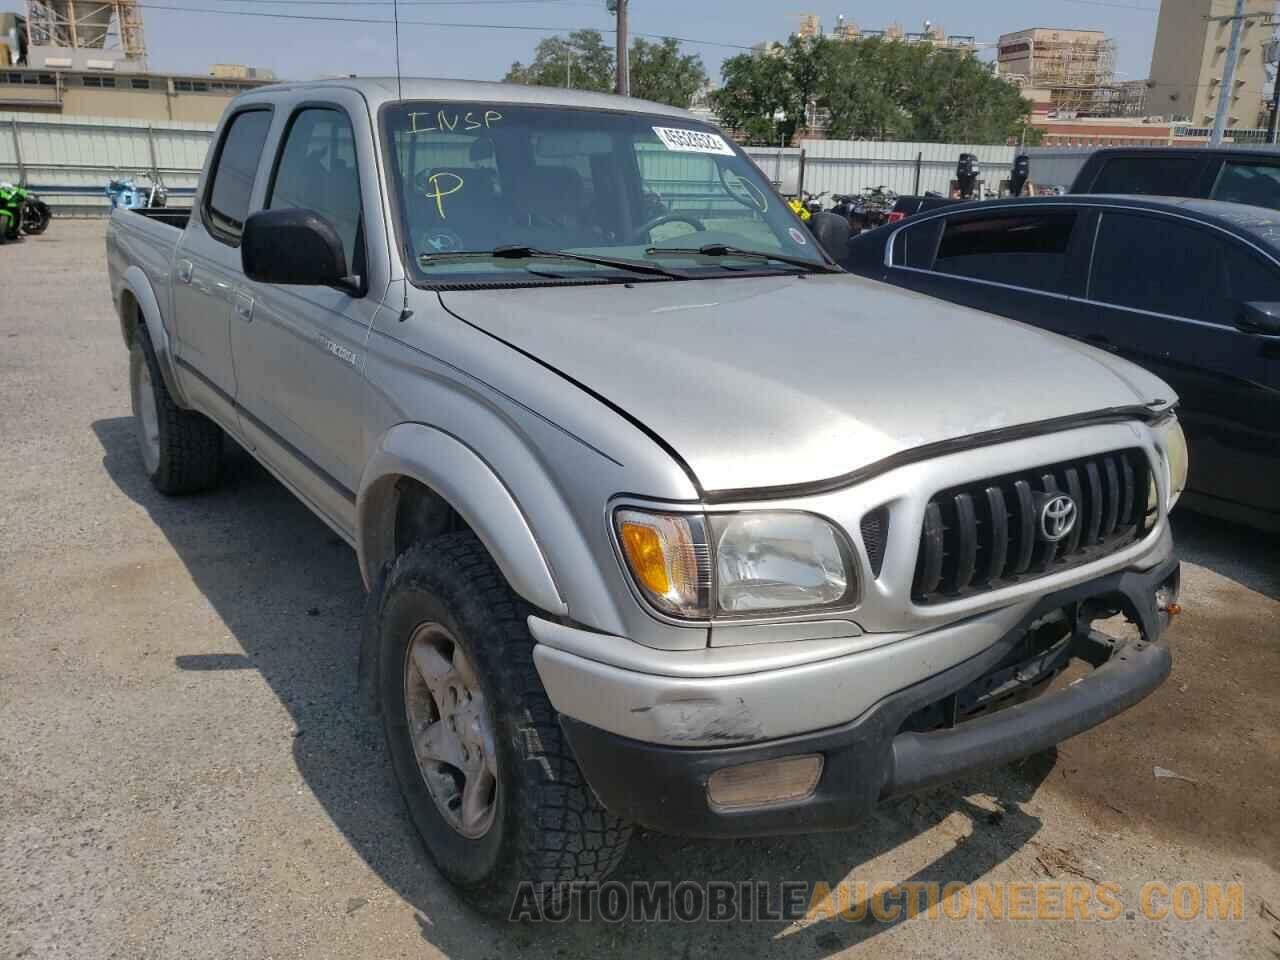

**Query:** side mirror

left=242, top=208, right=348, bottom=286
left=1235, top=301, right=1280, bottom=335
left=809, top=211, right=851, bottom=262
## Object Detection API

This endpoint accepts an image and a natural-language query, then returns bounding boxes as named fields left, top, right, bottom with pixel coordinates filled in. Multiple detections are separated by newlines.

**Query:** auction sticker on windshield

left=652, top=126, right=736, bottom=156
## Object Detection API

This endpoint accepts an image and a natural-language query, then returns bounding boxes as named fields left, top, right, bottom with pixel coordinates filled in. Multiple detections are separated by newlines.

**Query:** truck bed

left=127, top=206, right=192, bottom=231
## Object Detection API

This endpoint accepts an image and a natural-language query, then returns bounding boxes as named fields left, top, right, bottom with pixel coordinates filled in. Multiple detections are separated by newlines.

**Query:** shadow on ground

left=1171, top=510, right=1278, bottom=601
left=95, top=415, right=1060, bottom=957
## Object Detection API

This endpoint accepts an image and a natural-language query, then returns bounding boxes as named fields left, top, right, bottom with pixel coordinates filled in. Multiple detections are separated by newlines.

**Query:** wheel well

left=394, top=477, right=468, bottom=557
left=120, top=289, right=141, bottom=346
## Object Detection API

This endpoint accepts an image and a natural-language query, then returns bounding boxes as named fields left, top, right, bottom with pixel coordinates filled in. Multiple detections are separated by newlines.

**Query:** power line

left=128, top=2, right=762, bottom=50
left=1060, top=0, right=1159, bottom=12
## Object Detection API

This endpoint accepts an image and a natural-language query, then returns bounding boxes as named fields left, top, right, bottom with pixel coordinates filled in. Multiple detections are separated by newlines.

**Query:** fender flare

left=120, top=264, right=189, bottom=407
left=356, top=422, right=568, bottom=617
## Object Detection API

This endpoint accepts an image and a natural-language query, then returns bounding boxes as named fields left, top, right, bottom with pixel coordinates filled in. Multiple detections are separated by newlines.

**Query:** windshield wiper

left=420, top=245, right=689, bottom=280
left=645, top=243, right=842, bottom=273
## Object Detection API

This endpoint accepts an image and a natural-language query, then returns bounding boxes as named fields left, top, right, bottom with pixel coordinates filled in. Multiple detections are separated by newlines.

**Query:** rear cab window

left=1088, top=156, right=1205, bottom=196
left=931, top=211, right=1079, bottom=293
left=204, top=108, right=273, bottom=245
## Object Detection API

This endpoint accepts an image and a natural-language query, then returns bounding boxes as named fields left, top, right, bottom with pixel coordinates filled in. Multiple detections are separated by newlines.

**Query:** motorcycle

left=106, top=173, right=168, bottom=210
left=0, top=181, right=26, bottom=242
left=857, top=185, right=898, bottom=231
left=21, top=191, right=51, bottom=235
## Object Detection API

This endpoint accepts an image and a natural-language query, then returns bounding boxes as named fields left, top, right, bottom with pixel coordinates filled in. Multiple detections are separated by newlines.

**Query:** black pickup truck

left=1070, top=146, right=1280, bottom=209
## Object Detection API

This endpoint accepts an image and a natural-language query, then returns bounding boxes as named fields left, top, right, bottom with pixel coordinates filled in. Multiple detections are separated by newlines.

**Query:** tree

left=714, top=35, right=1035, bottom=146
left=504, top=29, right=614, bottom=93
left=629, top=37, right=707, bottom=108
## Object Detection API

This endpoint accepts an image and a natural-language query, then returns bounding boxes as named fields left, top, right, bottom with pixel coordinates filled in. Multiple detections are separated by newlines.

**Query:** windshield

left=380, top=101, right=826, bottom=285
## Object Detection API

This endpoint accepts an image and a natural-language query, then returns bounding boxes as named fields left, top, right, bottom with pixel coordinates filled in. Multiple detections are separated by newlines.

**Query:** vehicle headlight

left=1148, top=417, right=1190, bottom=517
left=615, top=509, right=856, bottom=620
left=1165, top=419, right=1189, bottom=509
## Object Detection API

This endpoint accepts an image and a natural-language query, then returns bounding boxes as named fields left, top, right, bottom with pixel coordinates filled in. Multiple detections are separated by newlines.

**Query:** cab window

left=267, top=107, right=364, bottom=278
left=205, top=108, right=273, bottom=244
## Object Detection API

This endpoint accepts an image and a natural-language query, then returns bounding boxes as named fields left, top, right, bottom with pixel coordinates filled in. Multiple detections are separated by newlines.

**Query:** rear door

left=881, top=205, right=1095, bottom=341
left=172, top=106, right=273, bottom=428
left=1086, top=209, right=1279, bottom=515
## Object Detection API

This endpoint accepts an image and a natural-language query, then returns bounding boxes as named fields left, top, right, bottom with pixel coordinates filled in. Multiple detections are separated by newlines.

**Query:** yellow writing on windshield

left=425, top=171, right=465, bottom=219
left=409, top=109, right=504, bottom=135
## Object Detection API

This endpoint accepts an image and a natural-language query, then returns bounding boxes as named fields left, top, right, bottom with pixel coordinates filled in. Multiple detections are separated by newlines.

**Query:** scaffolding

left=1027, top=34, right=1116, bottom=115
left=24, top=0, right=146, bottom=65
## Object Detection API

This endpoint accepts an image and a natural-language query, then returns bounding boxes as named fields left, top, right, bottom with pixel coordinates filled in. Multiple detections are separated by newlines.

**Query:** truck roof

left=238, top=76, right=701, bottom=121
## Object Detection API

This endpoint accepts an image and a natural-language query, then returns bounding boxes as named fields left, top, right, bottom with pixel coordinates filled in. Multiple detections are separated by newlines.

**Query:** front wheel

left=22, top=203, right=50, bottom=235
left=373, top=534, right=633, bottom=913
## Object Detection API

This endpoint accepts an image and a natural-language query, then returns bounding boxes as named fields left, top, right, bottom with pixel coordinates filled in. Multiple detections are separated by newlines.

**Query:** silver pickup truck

left=107, top=78, right=1187, bottom=911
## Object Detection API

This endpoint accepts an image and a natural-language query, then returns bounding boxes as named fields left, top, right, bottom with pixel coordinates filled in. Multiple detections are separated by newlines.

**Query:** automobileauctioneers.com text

left=510, top=879, right=1246, bottom=924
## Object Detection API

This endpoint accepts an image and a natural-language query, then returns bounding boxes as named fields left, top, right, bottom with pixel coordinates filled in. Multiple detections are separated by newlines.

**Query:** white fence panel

left=0, top=112, right=216, bottom=215
left=748, top=139, right=1018, bottom=198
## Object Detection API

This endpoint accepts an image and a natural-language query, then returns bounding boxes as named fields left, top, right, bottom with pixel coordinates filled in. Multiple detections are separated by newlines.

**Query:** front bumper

left=558, top=554, right=1179, bottom=838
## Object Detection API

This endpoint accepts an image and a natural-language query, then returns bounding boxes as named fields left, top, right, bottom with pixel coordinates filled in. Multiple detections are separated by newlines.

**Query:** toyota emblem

left=1039, top=494, right=1077, bottom=542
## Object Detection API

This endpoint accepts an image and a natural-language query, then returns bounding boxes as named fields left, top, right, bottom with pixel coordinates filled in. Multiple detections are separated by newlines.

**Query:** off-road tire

left=129, top=325, right=223, bottom=494
left=373, top=534, right=633, bottom=914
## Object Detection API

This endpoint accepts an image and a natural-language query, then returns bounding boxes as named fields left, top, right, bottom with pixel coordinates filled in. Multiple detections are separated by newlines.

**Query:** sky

left=4, top=0, right=1164, bottom=83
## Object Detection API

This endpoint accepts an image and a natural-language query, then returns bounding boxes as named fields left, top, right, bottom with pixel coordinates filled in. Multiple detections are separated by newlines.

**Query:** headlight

left=1148, top=417, right=1190, bottom=517
left=1165, top=419, right=1189, bottom=509
left=615, top=509, right=856, bottom=620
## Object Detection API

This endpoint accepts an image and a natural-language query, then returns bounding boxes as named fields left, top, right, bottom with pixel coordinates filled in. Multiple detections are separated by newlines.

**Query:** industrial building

left=996, top=27, right=1117, bottom=115
left=1, top=0, right=275, bottom=122
left=1147, top=0, right=1274, bottom=130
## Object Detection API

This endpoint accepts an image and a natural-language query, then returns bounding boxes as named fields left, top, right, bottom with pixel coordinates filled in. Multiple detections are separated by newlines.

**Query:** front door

left=231, top=96, right=387, bottom=534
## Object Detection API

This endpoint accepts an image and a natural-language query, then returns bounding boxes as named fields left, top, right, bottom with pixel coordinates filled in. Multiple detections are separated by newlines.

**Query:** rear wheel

left=373, top=534, right=632, bottom=913
left=129, top=326, right=223, bottom=494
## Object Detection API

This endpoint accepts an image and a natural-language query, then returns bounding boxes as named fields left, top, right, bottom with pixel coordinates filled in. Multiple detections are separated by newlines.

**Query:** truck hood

left=439, top=274, right=1168, bottom=495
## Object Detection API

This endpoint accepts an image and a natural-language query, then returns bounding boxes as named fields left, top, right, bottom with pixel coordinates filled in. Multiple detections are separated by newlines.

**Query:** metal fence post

left=913, top=151, right=922, bottom=195
left=10, top=119, right=27, bottom=186
left=797, top=149, right=807, bottom=196
left=146, top=122, right=160, bottom=182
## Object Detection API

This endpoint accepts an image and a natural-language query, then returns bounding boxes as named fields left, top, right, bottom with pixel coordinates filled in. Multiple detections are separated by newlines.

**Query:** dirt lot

left=1, top=221, right=1278, bottom=959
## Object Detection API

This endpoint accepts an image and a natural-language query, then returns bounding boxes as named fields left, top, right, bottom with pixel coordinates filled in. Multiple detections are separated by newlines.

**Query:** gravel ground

left=1, top=221, right=1278, bottom=959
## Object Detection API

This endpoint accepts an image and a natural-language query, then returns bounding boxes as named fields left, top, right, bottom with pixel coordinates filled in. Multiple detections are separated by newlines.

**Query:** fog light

left=706, top=755, right=823, bottom=811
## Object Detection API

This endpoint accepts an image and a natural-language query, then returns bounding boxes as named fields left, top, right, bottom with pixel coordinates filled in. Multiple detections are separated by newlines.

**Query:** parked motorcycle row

left=787, top=152, right=1034, bottom=240
left=1, top=171, right=172, bottom=246
left=0, top=182, right=51, bottom=243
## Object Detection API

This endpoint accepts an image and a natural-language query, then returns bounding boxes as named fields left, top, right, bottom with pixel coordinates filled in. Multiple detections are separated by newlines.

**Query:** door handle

left=175, top=259, right=193, bottom=284
left=233, top=293, right=254, bottom=324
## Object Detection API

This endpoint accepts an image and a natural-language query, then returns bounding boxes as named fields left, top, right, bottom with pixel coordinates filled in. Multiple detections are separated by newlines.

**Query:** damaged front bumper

left=541, top=551, right=1180, bottom=839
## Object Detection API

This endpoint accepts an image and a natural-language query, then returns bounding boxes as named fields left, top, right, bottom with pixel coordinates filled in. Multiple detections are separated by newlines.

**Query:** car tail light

left=887, top=211, right=906, bottom=223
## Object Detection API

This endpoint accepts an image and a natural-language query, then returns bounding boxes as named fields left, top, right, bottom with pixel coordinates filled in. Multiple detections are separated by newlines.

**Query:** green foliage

left=714, top=36, right=1035, bottom=146
left=504, top=29, right=615, bottom=93
left=503, top=31, right=706, bottom=108
left=629, top=37, right=707, bottom=108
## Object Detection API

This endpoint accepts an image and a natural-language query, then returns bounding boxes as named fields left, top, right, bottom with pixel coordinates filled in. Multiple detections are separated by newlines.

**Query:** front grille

left=912, top=448, right=1149, bottom=604
left=860, top=506, right=890, bottom=578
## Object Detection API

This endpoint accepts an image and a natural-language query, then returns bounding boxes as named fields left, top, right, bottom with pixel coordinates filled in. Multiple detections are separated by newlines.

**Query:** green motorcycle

left=0, top=181, right=27, bottom=242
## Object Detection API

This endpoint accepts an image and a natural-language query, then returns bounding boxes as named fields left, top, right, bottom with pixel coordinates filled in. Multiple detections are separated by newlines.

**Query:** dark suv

left=1070, top=147, right=1280, bottom=209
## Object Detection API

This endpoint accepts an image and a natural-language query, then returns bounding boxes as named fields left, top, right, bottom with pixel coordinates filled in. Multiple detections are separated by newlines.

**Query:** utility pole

left=610, top=0, right=630, bottom=97
left=1210, top=0, right=1248, bottom=146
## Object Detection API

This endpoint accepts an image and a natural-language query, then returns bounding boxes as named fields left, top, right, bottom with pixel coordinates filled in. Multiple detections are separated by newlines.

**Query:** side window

left=1210, top=161, right=1280, bottom=211
left=1090, top=212, right=1220, bottom=321
left=267, top=107, right=364, bottom=275
left=933, top=212, right=1077, bottom=292
left=205, top=109, right=273, bottom=244
left=1090, top=156, right=1203, bottom=196
left=1219, top=241, right=1280, bottom=306
left=891, top=217, right=942, bottom=269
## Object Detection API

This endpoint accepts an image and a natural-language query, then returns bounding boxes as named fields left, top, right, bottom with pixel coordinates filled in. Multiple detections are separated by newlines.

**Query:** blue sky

left=6, top=0, right=1163, bottom=83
